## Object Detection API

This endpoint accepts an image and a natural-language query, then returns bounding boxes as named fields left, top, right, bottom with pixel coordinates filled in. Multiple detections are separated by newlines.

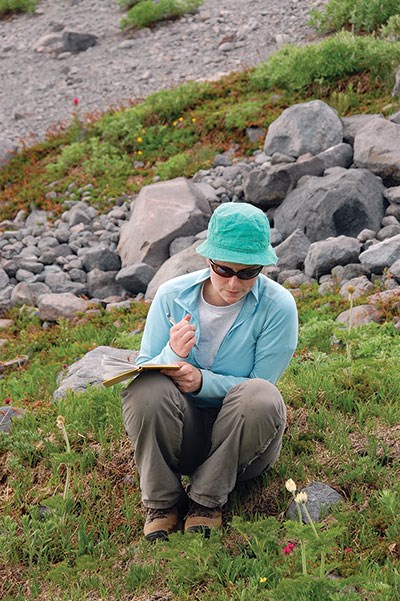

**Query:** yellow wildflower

left=173, top=121, right=178, bottom=126
left=192, top=117, right=197, bottom=122
left=137, top=150, right=143, bottom=155
left=136, top=137, right=143, bottom=143
left=259, top=577, right=267, bottom=583
left=178, top=117, right=183, bottom=122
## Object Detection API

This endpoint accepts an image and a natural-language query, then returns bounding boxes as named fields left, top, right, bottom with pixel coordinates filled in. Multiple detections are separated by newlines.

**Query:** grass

left=0, top=0, right=36, bottom=16
left=0, top=282, right=399, bottom=600
left=120, top=0, right=204, bottom=30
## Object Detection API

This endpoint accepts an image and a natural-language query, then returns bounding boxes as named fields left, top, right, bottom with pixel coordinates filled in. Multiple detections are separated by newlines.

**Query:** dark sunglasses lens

left=211, top=261, right=262, bottom=279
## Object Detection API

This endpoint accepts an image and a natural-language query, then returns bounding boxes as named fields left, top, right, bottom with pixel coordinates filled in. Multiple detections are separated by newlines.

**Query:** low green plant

left=121, top=0, right=204, bottom=30
left=0, top=0, right=36, bottom=16
left=380, top=14, right=400, bottom=40
left=308, top=0, right=400, bottom=34
left=251, top=32, right=400, bottom=93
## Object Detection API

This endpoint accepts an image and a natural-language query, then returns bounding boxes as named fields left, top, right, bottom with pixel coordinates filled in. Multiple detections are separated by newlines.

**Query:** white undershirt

left=195, top=284, right=245, bottom=369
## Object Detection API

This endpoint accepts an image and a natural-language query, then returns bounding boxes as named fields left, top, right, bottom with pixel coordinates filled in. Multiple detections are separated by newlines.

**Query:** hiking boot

left=144, top=506, right=179, bottom=541
left=184, top=501, right=222, bottom=536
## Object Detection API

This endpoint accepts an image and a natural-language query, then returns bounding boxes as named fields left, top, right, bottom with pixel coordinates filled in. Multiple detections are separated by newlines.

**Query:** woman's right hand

left=169, top=314, right=197, bottom=358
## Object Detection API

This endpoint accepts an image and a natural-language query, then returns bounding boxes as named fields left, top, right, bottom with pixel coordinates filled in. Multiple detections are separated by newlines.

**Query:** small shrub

left=380, top=14, right=400, bottom=40
left=309, top=0, right=400, bottom=34
left=0, top=0, right=36, bottom=16
left=251, top=32, right=400, bottom=93
left=121, top=0, right=204, bottom=30
left=46, top=142, right=87, bottom=179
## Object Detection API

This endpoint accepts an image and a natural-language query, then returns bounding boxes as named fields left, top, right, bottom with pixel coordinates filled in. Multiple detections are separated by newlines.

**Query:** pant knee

left=121, top=371, right=183, bottom=436
left=227, top=379, right=286, bottom=426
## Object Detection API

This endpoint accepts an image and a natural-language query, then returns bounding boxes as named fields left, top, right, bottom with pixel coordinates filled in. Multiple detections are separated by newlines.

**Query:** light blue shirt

left=137, top=268, right=298, bottom=409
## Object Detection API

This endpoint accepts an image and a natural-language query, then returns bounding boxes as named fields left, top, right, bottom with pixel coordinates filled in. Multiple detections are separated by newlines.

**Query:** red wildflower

left=4, top=397, right=11, bottom=405
left=72, top=98, right=79, bottom=106
left=282, top=543, right=296, bottom=555
left=344, top=547, right=352, bottom=553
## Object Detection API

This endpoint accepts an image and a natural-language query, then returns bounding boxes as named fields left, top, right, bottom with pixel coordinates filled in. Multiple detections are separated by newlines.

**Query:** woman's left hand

left=161, top=361, right=202, bottom=394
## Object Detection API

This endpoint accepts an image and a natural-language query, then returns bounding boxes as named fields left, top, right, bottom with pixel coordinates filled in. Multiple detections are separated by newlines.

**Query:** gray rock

left=341, top=114, right=383, bottom=146
left=287, top=482, right=344, bottom=523
left=246, top=126, right=265, bottom=144
left=389, top=259, right=400, bottom=281
left=0, top=406, right=24, bottom=434
left=116, top=263, right=156, bottom=294
left=384, top=186, right=400, bottom=204
left=87, top=269, right=124, bottom=299
left=331, top=263, right=370, bottom=282
left=81, top=246, right=121, bottom=272
left=244, top=144, right=353, bottom=208
left=376, top=225, right=400, bottom=241
left=354, top=117, right=400, bottom=185
left=0, top=268, right=10, bottom=290
left=53, top=346, right=138, bottom=400
left=11, top=282, right=51, bottom=306
left=274, top=167, right=385, bottom=242
left=339, top=276, right=374, bottom=300
left=213, top=154, right=232, bottom=167
left=118, top=177, right=210, bottom=270
left=304, top=236, right=361, bottom=279
left=264, top=100, right=343, bottom=158
left=275, top=229, right=311, bottom=271
left=44, top=271, right=86, bottom=295
left=169, top=236, right=197, bottom=255
left=357, top=229, right=376, bottom=243
left=359, top=234, right=400, bottom=273
left=0, top=138, right=17, bottom=167
left=146, top=242, right=207, bottom=301
left=336, top=304, right=383, bottom=327
left=38, top=293, right=90, bottom=321
left=62, top=31, right=98, bottom=54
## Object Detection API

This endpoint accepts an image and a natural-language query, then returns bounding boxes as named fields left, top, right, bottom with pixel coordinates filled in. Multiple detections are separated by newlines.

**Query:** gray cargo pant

left=122, top=371, right=286, bottom=509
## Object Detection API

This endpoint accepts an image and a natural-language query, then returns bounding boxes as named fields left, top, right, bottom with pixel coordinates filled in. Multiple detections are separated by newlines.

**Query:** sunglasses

left=209, top=259, right=263, bottom=280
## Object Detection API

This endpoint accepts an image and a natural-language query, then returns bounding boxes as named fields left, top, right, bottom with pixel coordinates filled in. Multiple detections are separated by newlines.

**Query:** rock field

left=0, top=0, right=325, bottom=146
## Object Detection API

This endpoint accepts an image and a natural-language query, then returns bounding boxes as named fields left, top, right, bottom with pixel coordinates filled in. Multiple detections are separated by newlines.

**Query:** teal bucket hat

left=196, top=202, right=278, bottom=266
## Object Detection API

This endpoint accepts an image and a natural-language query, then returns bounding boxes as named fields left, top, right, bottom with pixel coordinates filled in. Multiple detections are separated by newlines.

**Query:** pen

left=166, top=312, right=199, bottom=350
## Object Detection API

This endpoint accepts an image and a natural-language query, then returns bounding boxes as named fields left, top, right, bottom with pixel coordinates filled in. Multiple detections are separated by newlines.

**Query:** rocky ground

left=0, top=0, right=326, bottom=146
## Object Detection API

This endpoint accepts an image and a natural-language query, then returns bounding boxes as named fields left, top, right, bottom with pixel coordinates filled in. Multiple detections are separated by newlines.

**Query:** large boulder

left=354, top=117, right=400, bottom=185
left=359, top=234, right=400, bottom=274
left=145, top=242, right=207, bottom=301
left=10, top=282, right=51, bottom=306
left=274, top=167, right=385, bottom=243
left=304, top=236, right=361, bottom=279
left=244, top=143, right=353, bottom=208
left=274, top=229, right=311, bottom=271
left=38, top=293, right=91, bottom=321
left=264, top=100, right=343, bottom=158
left=118, top=177, right=210, bottom=269
left=53, top=346, right=138, bottom=400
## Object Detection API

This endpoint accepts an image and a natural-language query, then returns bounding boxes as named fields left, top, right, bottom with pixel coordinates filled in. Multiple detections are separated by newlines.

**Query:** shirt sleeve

left=136, top=287, right=184, bottom=366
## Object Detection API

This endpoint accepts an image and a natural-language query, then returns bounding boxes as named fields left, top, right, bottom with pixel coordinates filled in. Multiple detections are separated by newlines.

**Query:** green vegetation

left=120, top=0, right=204, bottom=30
left=251, top=32, right=400, bottom=92
left=0, top=284, right=399, bottom=599
left=0, top=0, right=36, bottom=16
left=380, top=14, right=400, bottom=40
left=309, top=0, right=400, bottom=34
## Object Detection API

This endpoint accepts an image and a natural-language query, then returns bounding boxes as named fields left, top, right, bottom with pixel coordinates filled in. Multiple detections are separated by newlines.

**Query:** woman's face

left=203, top=260, right=261, bottom=306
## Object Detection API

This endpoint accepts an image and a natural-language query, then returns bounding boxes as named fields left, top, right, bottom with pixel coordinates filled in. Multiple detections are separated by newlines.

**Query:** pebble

left=0, top=0, right=325, bottom=146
